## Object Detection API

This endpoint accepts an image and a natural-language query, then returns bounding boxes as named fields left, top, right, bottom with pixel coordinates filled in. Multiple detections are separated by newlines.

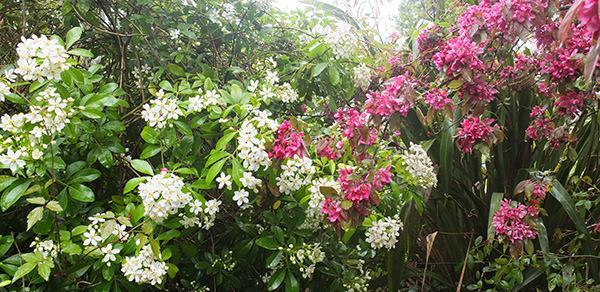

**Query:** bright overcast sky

left=273, top=0, right=399, bottom=38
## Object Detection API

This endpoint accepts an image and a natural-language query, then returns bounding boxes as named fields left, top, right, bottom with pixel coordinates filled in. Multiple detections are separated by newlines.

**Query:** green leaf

left=0, top=176, right=18, bottom=193
left=206, top=157, right=227, bottom=184
left=216, top=131, right=237, bottom=151
left=206, top=151, right=231, bottom=167
left=66, top=27, right=83, bottom=49
left=27, top=197, right=46, bottom=205
left=37, top=261, right=53, bottom=281
left=285, top=272, right=300, bottom=292
left=329, top=65, right=340, bottom=85
left=26, top=207, right=44, bottom=231
left=256, top=236, right=279, bottom=250
left=124, top=177, right=147, bottom=194
left=156, top=230, right=180, bottom=241
left=268, top=269, right=286, bottom=291
left=69, top=169, right=101, bottom=184
left=68, top=48, right=93, bottom=57
left=12, top=262, right=36, bottom=283
left=69, top=183, right=95, bottom=202
left=488, top=192, right=504, bottom=239
left=1, top=179, right=32, bottom=211
left=100, top=220, right=117, bottom=239
left=312, top=62, right=327, bottom=77
left=140, top=144, right=161, bottom=159
left=148, top=237, right=161, bottom=259
left=46, top=200, right=62, bottom=212
left=174, top=121, right=193, bottom=137
left=272, top=226, right=285, bottom=245
left=266, top=251, right=283, bottom=269
left=102, top=263, right=114, bottom=281
left=82, top=108, right=104, bottom=119
left=131, top=159, right=154, bottom=176
left=167, top=263, right=179, bottom=278
left=141, top=126, right=160, bottom=144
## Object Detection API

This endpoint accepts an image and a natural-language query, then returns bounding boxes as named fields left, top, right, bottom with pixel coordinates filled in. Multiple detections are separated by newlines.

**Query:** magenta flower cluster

left=456, top=116, right=498, bottom=153
left=423, top=88, right=454, bottom=111
left=492, top=199, right=539, bottom=243
left=433, top=37, right=485, bottom=79
left=364, top=73, right=415, bottom=117
left=269, top=120, right=304, bottom=160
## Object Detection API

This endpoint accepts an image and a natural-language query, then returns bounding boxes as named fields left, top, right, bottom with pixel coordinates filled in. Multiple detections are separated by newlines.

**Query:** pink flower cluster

left=315, top=137, right=340, bottom=160
left=364, top=73, right=415, bottom=117
left=541, top=47, right=582, bottom=82
left=554, top=91, right=588, bottom=119
left=433, top=37, right=485, bottom=79
left=423, top=88, right=454, bottom=111
left=459, top=77, right=498, bottom=103
left=530, top=181, right=548, bottom=205
left=456, top=117, right=499, bottom=153
left=334, top=109, right=366, bottom=140
left=492, top=199, right=539, bottom=243
left=457, top=0, right=545, bottom=41
left=321, top=166, right=392, bottom=223
left=526, top=106, right=571, bottom=149
left=322, top=198, right=343, bottom=223
left=269, top=120, right=304, bottom=160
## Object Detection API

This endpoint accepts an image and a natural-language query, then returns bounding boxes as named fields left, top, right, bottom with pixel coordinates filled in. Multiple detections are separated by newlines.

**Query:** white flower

left=189, top=199, right=203, bottom=215
left=247, top=80, right=259, bottom=92
left=204, top=199, right=221, bottom=216
left=233, top=189, right=249, bottom=207
left=353, top=63, right=372, bottom=90
left=216, top=172, right=232, bottom=190
left=0, top=149, right=26, bottom=173
left=265, top=70, right=279, bottom=85
left=101, top=243, right=120, bottom=266
left=170, top=29, right=181, bottom=40
left=83, top=227, right=102, bottom=247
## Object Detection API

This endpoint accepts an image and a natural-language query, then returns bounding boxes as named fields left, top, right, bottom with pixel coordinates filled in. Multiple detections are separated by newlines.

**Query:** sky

left=272, top=0, right=399, bottom=38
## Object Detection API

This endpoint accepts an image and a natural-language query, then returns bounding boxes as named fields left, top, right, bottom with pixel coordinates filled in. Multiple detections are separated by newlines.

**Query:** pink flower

left=433, top=37, right=485, bottom=78
left=456, top=117, right=499, bottom=153
left=578, top=0, right=600, bottom=34
left=321, top=198, right=342, bottom=223
left=554, top=91, right=588, bottom=119
left=364, top=72, right=415, bottom=117
left=371, top=166, right=392, bottom=190
left=269, top=120, right=304, bottom=160
left=459, top=77, right=498, bottom=103
left=423, top=88, right=455, bottom=111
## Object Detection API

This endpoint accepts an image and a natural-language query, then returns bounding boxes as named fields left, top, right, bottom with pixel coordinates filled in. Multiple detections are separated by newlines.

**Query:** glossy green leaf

left=267, top=268, right=286, bottom=291
left=1, top=179, right=32, bottom=211
left=65, top=27, right=83, bottom=49
left=256, top=236, right=279, bottom=250
left=131, top=159, right=154, bottom=176
left=69, top=183, right=95, bottom=202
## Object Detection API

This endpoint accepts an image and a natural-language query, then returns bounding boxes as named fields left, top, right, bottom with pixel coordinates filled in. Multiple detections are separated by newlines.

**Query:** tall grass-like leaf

left=549, top=181, right=598, bottom=281
left=487, top=193, right=504, bottom=239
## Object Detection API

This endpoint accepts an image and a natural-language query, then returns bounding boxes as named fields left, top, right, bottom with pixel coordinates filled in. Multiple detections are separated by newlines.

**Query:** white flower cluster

left=343, top=259, right=372, bottom=292
left=291, top=243, right=325, bottom=279
left=141, top=89, right=183, bottom=129
left=237, top=120, right=271, bottom=172
left=179, top=198, right=221, bottom=229
left=188, top=89, right=219, bottom=112
left=121, top=244, right=168, bottom=285
left=276, top=155, right=316, bottom=195
left=88, top=212, right=130, bottom=241
left=300, top=177, right=341, bottom=230
left=324, top=21, right=360, bottom=59
left=365, top=216, right=403, bottom=250
left=233, top=189, right=251, bottom=209
left=209, top=3, right=237, bottom=24
left=15, top=34, right=70, bottom=82
left=353, top=63, right=371, bottom=90
left=133, top=64, right=157, bottom=88
left=400, top=142, right=437, bottom=188
left=30, top=238, right=58, bottom=259
left=138, top=171, right=193, bottom=223
left=0, top=86, right=77, bottom=173
left=274, top=83, right=298, bottom=103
